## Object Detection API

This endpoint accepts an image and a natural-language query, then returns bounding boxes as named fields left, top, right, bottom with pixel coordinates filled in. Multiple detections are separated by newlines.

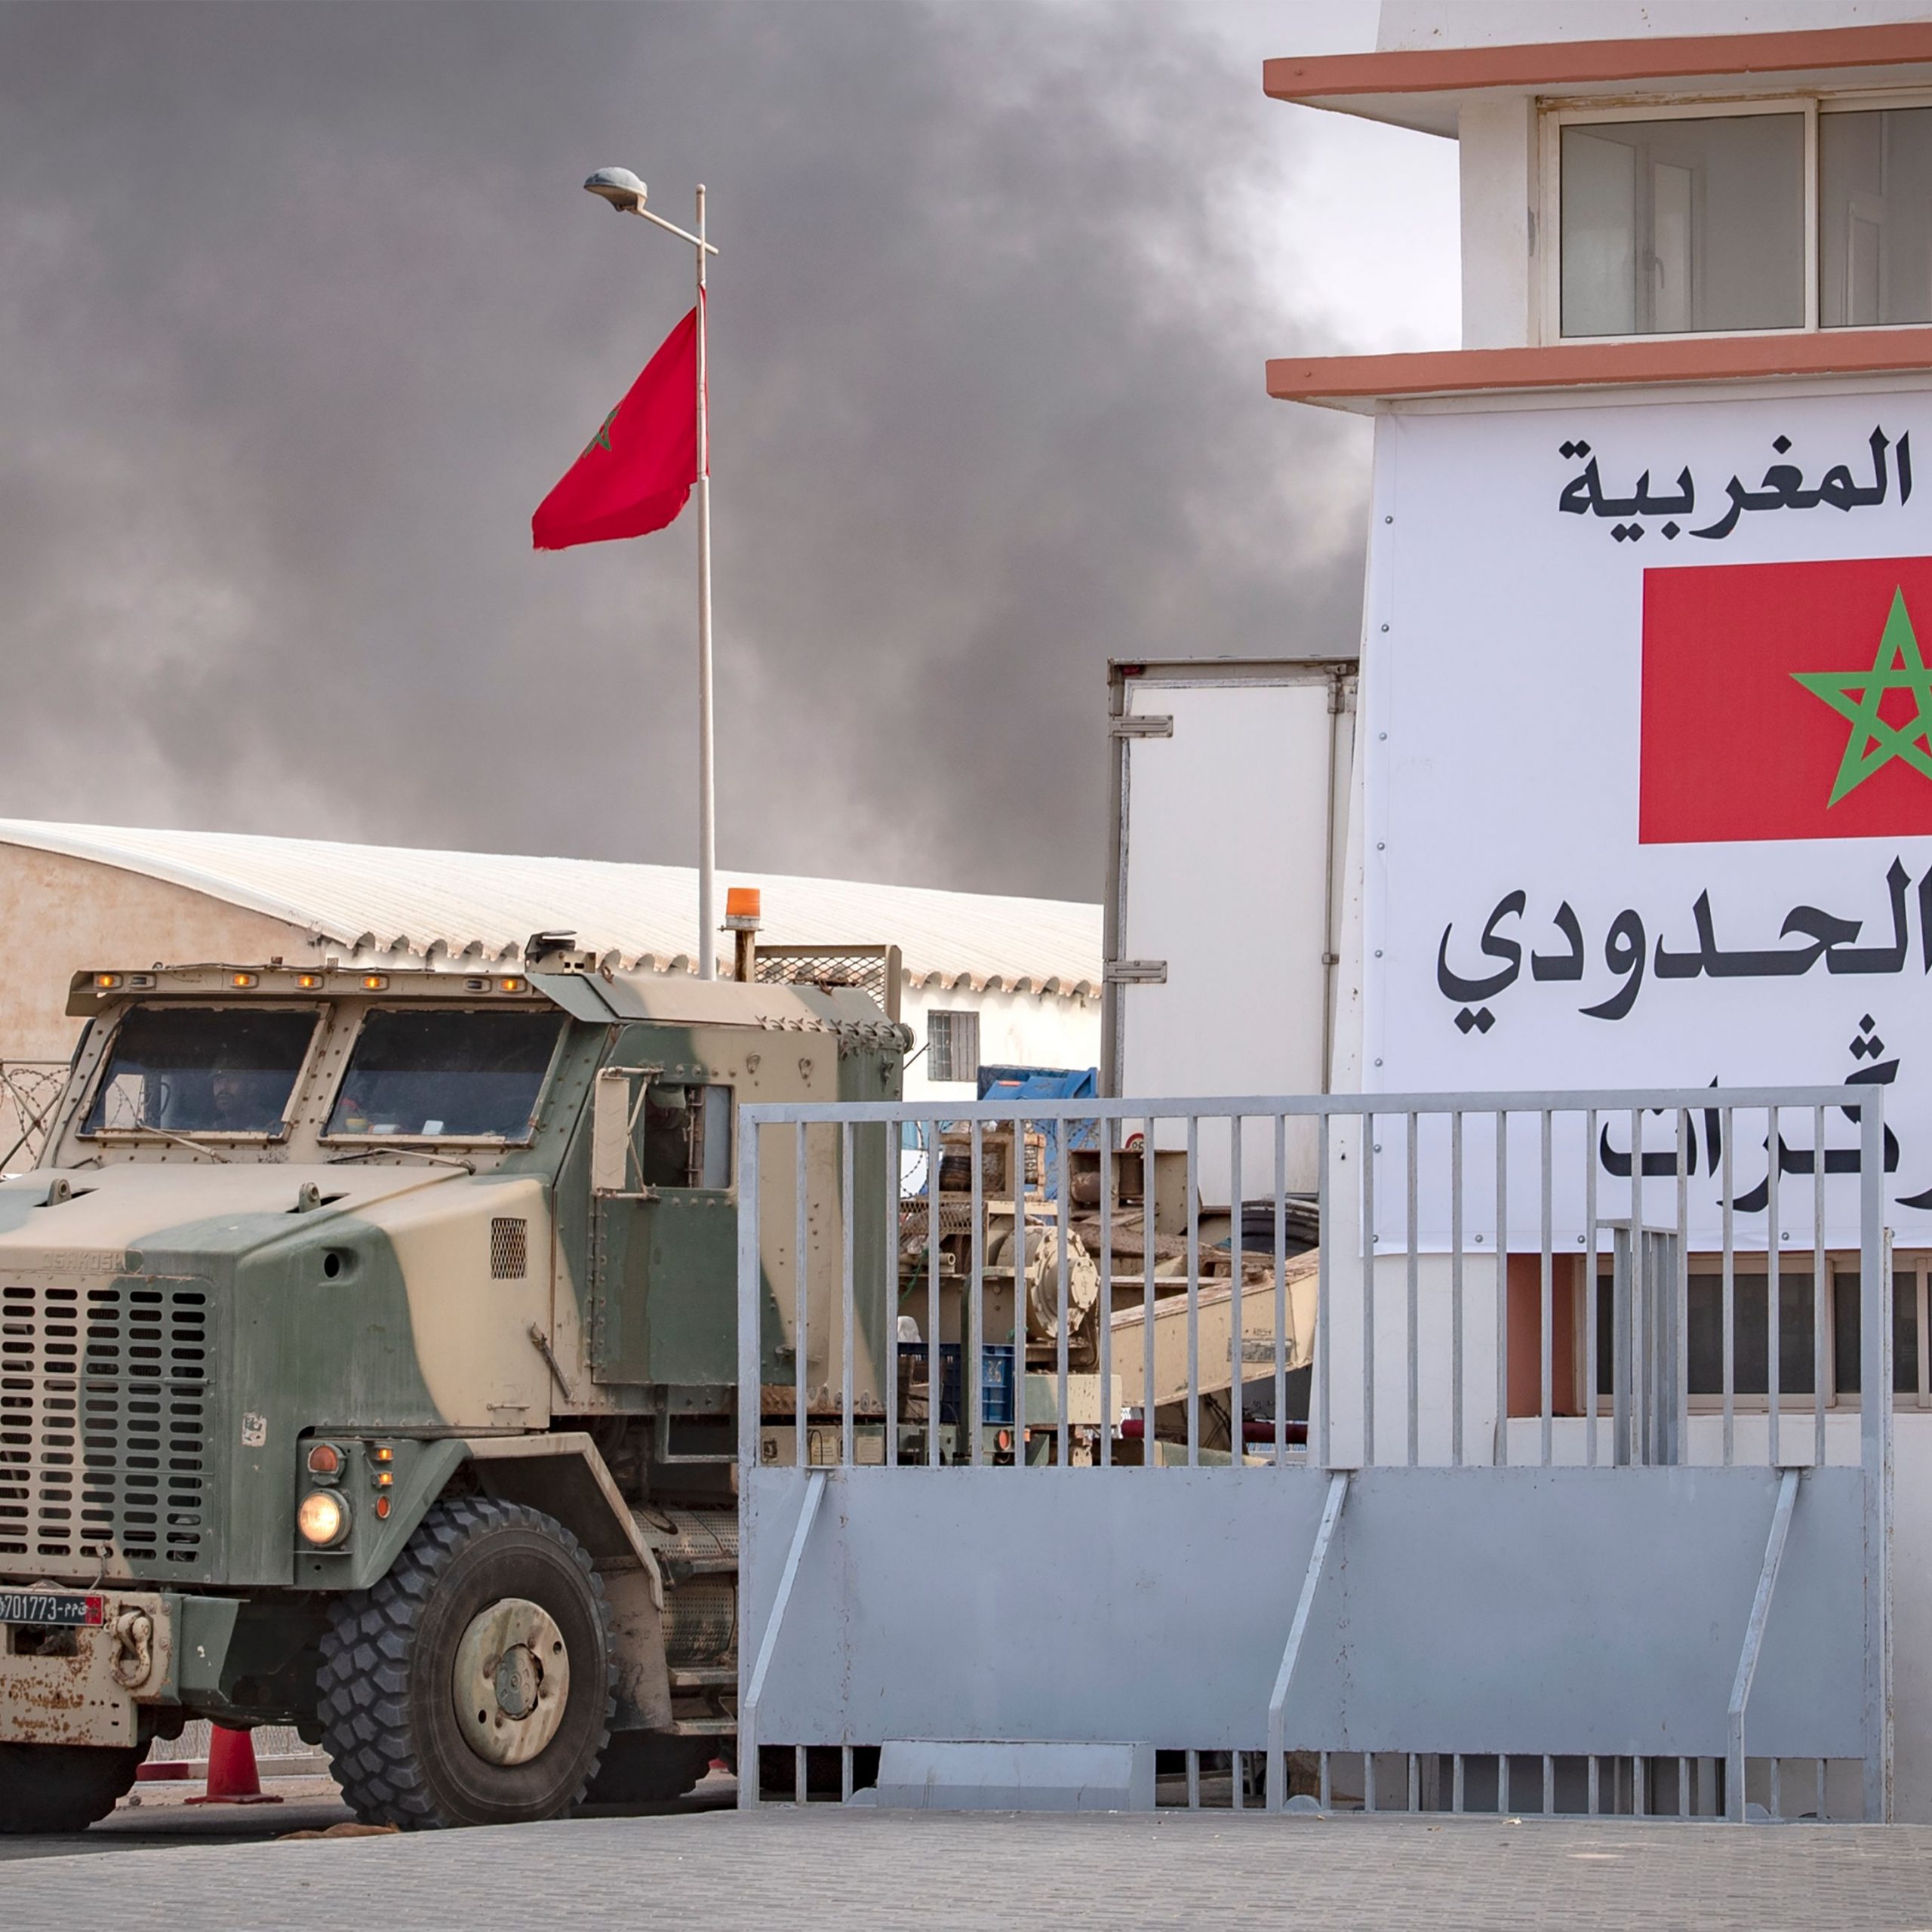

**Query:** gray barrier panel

left=743, top=1463, right=1864, bottom=1758
left=739, top=1085, right=1892, bottom=1814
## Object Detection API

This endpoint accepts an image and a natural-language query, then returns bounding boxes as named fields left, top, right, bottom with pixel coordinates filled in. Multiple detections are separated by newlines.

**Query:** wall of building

left=1378, top=1, right=1932, bottom=51
left=900, top=980, right=1100, bottom=1104
left=0, top=846, right=314, bottom=1063
left=1458, top=97, right=1539, bottom=348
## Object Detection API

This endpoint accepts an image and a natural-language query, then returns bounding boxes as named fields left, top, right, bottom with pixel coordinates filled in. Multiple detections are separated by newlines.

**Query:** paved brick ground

left=0, top=1780, right=353, bottom=1863
left=9, top=1808, right=1932, bottom=1930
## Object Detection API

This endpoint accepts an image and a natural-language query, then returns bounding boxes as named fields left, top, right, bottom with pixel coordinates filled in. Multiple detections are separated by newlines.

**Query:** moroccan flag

left=533, top=304, right=700, bottom=551
left=1640, top=554, right=1932, bottom=843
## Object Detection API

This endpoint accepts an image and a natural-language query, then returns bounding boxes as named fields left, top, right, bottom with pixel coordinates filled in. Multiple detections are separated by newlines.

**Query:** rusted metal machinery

left=896, top=1127, right=1318, bottom=1463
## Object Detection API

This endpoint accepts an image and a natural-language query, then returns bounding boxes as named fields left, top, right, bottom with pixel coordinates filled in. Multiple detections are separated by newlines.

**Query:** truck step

left=669, top=1715, right=737, bottom=1737
left=669, top=1666, right=736, bottom=1690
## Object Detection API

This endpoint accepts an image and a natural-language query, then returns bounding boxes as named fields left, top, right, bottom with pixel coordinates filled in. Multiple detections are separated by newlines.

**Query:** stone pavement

left=9, top=1808, right=1932, bottom=1930
left=0, top=1778, right=353, bottom=1863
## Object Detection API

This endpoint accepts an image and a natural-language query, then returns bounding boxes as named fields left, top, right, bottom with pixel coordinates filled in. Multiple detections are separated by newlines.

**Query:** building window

left=926, top=1010, right=979, bottom=1084
left=1820, top=107, right=1932, bottom=328
left=1829, top=1271, right=1922, bottom=1398
left=1559, top=112, right=1806, bottom=337
left=1552, top=99, right=1932, bottom=340
left=1587, top=1263, right=1924, bottom=1404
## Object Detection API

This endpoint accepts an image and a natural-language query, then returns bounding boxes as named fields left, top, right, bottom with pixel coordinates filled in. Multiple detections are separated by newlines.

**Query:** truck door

left=589, top=1061, right=736, bottom=1386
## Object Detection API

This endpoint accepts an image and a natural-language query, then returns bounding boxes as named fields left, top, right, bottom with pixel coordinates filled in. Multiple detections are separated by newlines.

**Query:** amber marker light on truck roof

left=297, top=974, right=323, bottom=989
left=93, top=974, right=122, bottom=989
left=361, top=974, right=389, bottom=991
left=498, top=976, right=525, bottom=993
left=296, top=1491, right=349, bottom=1547
left=230, top=972, right=259, bottom=989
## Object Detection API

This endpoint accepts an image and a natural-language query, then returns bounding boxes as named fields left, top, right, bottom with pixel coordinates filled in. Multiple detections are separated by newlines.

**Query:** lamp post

left=583, top=167, right=721, bottom=980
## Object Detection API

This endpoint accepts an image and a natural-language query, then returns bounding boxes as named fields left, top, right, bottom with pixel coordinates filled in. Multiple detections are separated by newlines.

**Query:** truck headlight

left=297, top=1490, right=350, bottom=1547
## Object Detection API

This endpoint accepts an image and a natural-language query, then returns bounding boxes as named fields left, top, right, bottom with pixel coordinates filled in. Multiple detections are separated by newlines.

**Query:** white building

left=1269, top=1, right=1932, bottom=1819
left=0, top=820, right=1100, bottom=1124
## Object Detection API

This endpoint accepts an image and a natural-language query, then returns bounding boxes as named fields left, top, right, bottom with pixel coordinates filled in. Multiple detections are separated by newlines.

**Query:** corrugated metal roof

left=0, top=819, right=1101, bottom=998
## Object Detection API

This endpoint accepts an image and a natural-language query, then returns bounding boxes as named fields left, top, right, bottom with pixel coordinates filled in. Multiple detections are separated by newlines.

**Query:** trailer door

left=1103, top=659, right=1354, bottom=1203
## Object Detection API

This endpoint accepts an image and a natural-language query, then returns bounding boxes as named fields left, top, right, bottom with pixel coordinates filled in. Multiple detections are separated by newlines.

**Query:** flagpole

left=694, top=183, right=716, bottom=981
left=576, top=165, right=718, bottom=978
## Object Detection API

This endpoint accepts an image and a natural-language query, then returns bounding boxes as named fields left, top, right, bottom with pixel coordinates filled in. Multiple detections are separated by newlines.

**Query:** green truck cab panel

left=1, top=961, right=908, bottom=1607
left=578, top=1010, right=903, bottom=1395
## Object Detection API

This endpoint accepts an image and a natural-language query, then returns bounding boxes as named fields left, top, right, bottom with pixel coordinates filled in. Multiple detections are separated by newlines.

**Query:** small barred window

left=926, top=1010, right=979, bottom=1084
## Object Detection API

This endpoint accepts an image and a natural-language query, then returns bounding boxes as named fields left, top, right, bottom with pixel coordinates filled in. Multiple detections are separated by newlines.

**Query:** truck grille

left=0, top=1281, right=212, bottom=1574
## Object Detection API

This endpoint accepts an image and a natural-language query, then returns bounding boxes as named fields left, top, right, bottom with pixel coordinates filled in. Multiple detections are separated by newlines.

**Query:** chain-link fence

left=0, top=1062, right=68, bottom=1171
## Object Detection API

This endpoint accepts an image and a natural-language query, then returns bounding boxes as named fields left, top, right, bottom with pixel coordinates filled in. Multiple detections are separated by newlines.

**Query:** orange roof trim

left=1267, top=329, right=1932, bottom=411
left=1264, top=24, right=1932, bottom=104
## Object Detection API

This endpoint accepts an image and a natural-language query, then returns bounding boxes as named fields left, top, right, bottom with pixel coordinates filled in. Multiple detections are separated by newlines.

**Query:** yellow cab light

left=297, top=973, right=324, bottom=989
left=371, top=1444, right=394, bottom=1464
left=498, top=976, right=525, bottom=994
left=230, top=972, right=259, bottom=989
left=93, top=974, right=122, bottom=990
left=361, top=974, right=389, bottom=992
left=375, top=1472, right=393, bottom=1490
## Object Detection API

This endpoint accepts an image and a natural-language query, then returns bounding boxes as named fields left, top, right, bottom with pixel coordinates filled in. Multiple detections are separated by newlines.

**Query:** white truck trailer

left=1102, top=655, right=1357, bottom=1206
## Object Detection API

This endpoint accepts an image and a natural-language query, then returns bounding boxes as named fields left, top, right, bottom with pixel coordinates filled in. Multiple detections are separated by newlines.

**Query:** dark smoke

left=0, top=1, right=1373, bottom=901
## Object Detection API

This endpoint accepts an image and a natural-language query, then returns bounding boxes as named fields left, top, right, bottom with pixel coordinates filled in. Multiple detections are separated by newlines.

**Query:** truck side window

left=638, top=1082, right=732, bottom=1189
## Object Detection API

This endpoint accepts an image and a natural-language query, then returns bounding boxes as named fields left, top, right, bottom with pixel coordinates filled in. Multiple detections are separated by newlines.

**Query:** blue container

left=898, top=1342, right=1017, bottom=1428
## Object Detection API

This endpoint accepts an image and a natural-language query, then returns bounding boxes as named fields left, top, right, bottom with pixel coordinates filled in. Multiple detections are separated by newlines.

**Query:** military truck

left=0, top=943, right=903, bottom=1830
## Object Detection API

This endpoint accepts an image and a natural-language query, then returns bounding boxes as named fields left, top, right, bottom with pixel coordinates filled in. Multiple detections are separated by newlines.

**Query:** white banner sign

left=1362, top=385, right=1932, bottom=1248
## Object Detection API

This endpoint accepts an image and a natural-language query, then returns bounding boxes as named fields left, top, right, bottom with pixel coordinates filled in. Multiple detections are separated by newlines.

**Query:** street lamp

left=584, top=166, right=721, bottom=980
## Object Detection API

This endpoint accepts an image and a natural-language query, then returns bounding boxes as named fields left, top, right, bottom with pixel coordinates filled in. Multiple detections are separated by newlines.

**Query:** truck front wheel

left=316, top=1496, right=614, bottom=1829
left=0, top=1742, right=146, bottom=1833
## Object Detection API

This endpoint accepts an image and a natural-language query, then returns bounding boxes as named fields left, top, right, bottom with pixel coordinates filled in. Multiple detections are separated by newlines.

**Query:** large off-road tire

left=579, top=1730, right=714, bottom=1808
left=316, top=1496, right=614, bottom=1829
left=0, top=1742, right=146, bottom=1833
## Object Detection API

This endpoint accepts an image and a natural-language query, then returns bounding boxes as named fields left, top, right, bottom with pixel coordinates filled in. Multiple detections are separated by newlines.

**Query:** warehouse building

left=0, top=818, right=1100, bottom=1161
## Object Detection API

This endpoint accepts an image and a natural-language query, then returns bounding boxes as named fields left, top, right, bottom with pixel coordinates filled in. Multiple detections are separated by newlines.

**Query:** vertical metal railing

left=737, top=1084, right=1892, bottom=1817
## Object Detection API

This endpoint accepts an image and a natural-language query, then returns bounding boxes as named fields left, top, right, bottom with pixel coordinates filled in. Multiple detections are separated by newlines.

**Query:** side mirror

left=592, top=1068, right=635, bottom=1195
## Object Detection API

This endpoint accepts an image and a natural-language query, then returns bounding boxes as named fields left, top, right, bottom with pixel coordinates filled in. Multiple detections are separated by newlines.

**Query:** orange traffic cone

left=186, top=1724, right=283, bottom=1806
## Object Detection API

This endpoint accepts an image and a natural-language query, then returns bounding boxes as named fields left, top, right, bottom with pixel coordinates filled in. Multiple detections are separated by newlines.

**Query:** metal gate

left=737, top=1086, right=1892, bottom=1820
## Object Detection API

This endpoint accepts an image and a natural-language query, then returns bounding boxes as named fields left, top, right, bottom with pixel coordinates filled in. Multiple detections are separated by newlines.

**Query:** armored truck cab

left=0, top=951, right=903, bottom=1830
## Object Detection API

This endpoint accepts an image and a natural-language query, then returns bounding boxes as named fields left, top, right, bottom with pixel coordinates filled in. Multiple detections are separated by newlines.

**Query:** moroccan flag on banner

left=532, top=303, right=700, bottom=551
left=1640, top=554, right=1932, bottom=843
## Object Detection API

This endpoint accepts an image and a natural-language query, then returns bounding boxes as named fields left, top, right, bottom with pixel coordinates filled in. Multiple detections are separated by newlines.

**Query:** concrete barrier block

left=866, top=1740, right=1155, bottom=1812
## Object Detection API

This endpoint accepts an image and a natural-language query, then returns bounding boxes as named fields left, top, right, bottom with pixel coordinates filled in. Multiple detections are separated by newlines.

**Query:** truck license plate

left=0, top=1592, right=104, bottom=1628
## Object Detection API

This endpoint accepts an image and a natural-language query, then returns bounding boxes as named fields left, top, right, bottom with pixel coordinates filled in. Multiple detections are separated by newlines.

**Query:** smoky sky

left=0, top=1, right=1371, bottom=904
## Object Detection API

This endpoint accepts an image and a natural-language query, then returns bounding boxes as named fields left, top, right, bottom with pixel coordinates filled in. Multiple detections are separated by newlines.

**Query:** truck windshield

left=326, top=1008, right=563, bottom=1140
left=84, top=1005, right=318, bottom=1137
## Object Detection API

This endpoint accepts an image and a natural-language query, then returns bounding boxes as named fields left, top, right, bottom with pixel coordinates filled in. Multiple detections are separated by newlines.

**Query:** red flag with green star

left=1640, top=555, right=1932, bottom=843
left=533, top=304, right=700, bottom=551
